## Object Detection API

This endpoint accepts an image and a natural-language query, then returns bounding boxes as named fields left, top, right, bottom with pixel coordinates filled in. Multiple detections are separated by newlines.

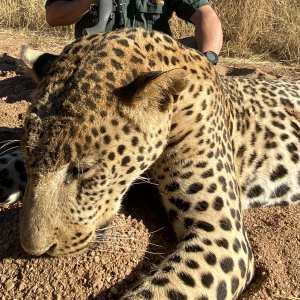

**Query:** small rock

left=0, top=277, right=6, bottom=284
left=44, top=283, right=52, bottom=291
left=95, top=280, right=104, bottom=289
left=5, top=279, right=14, bottom=291
left=19, top=282, right=26, bottom=291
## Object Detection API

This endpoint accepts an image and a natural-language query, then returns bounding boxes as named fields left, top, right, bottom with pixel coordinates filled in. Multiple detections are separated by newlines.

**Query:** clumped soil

left=0, top=32, right=299, bottom=300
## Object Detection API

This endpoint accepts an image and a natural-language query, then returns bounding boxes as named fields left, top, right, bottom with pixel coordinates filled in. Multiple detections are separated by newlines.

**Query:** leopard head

left=20, top=35, right=187, bottom=256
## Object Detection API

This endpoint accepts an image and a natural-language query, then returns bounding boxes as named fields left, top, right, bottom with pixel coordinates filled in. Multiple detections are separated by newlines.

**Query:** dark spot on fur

left=195, top=200, right=209, bottom=212
left=213, top=196, right=224, bottom=210
left=220, top=218, right=232, bottom=231
left=216, top=238, right=229, bottom=249
left=185, top=259, right=199, bottom=269
left=247, top=185, right=264, bottom=198
left=217, top=280, right=227, bottom=300
left=121, top=156, right=130, bottom=166
left=196, top=221, right=215, bottom=232
left=239, top=258, right=246, bottom=278
left=166, top=182, right=180, bottom=192
left=231, top=277, right=239, bottom=295
left=167, top=290, right=187, bottom=300
left=169, top=197, right=191, bottom=212
left=205, top=252, right=217, bottom=265
left=201, top=273, right=214, bottom=288
left=271, top=184, right=290, bottom=198
left=151, top=277, right=169, bottom=286
left=270, top=164, right=288, bottom=181
left=184, top=245, right=204, bottom=252
left=220, top=257, right=234, bottom=273
left=177, top=272, right=195, bottom=287
left=186, top=183, right=203, bottom=194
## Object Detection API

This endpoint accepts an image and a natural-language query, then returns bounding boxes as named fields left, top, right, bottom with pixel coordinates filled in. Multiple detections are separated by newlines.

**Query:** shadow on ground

left=0, top=54, right=35, bottom=103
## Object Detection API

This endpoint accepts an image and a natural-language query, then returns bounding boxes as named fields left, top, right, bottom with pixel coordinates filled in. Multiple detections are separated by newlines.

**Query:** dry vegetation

left=0, top=0, right=72, bottom=36
left=214, top=0, right=300, bottom=62
left=0, top=0, right=299, bottom=62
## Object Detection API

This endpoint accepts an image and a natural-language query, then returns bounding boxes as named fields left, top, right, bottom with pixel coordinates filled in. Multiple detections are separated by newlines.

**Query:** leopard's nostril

left=47, top=243, right=57, bottom=253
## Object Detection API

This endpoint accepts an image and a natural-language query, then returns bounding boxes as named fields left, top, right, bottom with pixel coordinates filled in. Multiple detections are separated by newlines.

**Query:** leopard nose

left=20, top=221, right=57, bottom=256
left=21, top=240, right=56, bottom=256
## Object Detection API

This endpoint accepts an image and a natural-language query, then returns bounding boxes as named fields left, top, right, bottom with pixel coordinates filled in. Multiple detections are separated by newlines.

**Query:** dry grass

left=214, top=0, right=300, bottom=62
left=0, top=0, right=73, bottom=37
left=0, top=0, right=299, bottom=62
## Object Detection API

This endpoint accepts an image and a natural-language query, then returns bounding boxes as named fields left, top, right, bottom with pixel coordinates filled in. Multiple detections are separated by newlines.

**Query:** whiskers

left=0, top=139, right=22, bottom=157
left=0, top=139, right=21, bottom=149
left=96, top=224, right=132, bottom=233
left=0, top=140, right=23, bottom=172
left=132, top=175, right=159, bottom=186
left=0, top=145, right=20, bottom=157
left=91, top=224, right=166, bottom=257
left=0, top=156, right=18, bottom=171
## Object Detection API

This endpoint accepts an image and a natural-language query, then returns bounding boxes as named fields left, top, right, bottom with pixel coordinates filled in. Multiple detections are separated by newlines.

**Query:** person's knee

left=45, top=5, right=62, bottom=27
left=45, top=7, right=55, bottom=27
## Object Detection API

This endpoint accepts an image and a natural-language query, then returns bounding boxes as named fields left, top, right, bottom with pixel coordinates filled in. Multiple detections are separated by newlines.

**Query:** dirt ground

left=0, top=31, right=300, bottom=300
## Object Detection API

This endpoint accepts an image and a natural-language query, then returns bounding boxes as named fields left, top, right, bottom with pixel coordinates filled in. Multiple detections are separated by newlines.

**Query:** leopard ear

left=20, top=45, right=58, bottom=83
left=116, top=68, right=188, bottom=112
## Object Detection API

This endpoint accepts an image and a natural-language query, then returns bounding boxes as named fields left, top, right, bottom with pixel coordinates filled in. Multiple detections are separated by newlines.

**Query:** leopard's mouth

left=21, top=243, right=55, bottom=257
left=46, top=231, right=96, bottom=256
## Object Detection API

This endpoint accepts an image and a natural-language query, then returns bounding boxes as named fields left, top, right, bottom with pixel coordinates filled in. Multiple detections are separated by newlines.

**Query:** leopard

left=0, top=27, right=300, bottom=300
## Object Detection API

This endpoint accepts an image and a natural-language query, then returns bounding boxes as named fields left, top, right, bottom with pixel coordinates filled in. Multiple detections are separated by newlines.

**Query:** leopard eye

left=71, top=166, right=90, bottom=176
left=65, top=166, right=90, bottom=184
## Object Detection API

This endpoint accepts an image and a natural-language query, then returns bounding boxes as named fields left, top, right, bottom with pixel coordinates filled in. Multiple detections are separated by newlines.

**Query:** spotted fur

left=0, top=28, right=300, bottom=300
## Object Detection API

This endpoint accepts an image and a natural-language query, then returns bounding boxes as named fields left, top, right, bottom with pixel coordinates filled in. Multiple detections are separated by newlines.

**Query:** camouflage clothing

left=45, top=0, right=210, bottom=39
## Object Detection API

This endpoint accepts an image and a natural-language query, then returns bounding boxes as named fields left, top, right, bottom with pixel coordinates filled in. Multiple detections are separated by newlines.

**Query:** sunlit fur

left=0, top=28, right=299, bottom=299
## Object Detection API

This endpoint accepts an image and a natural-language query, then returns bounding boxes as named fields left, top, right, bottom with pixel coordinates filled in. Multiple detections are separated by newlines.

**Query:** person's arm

left=45, top=0, right=96, bottom=27
left=190, top=5, right=223, bottom=55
